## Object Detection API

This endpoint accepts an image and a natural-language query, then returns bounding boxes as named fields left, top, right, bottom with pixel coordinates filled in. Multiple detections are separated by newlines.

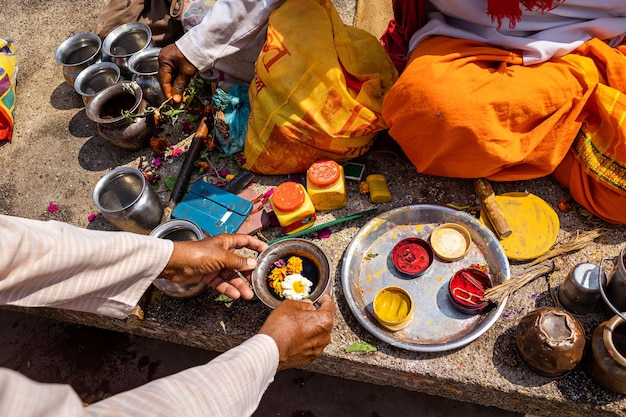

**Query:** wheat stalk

left=482, top=229, right=604, bottom=305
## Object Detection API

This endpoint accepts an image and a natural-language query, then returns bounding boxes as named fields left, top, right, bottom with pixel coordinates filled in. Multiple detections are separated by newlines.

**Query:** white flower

left=282, top=273, right=314, bottom=301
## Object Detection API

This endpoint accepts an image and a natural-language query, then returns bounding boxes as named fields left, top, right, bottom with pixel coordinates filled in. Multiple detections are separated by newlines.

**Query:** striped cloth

left=0, top=39, right=16, bottom=142
left=0, top=215, right=172, bottom=318
left=0, top=214, right=279, bottom=416
left=0, top=335, right=278, bottom=417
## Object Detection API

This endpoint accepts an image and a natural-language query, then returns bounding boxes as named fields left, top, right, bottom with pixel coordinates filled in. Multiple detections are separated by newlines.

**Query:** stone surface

left=1, top=2, right=626, bottom=417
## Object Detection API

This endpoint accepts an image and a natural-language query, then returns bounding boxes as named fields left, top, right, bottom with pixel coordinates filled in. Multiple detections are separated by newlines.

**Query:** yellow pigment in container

left=365, top=174, right=392, bottom=204
left=373, top=286, right=414, bottom=331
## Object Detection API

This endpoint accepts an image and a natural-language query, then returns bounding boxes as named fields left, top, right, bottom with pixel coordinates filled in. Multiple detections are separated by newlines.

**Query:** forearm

left=176, top=0, right=286, bottom=72
left=0, top=215, right=173, bottom=319
left=0, top=335, right=278, bottom=417
left=86, top=334, right=279, bottom=417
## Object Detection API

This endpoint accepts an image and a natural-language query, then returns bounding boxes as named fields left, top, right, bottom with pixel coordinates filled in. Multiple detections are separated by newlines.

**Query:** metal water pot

left=128, top=47, right=165, bottom=107
left=599, top=244, right=626, bottom=316
left=85, top=81, right=153, bottom=150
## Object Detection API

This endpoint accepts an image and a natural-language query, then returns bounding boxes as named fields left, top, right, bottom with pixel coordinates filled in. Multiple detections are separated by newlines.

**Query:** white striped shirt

left=0, top=215, right=278, bottom=417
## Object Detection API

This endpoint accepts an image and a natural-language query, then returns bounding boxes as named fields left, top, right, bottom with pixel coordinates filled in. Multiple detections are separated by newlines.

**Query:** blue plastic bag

left=211, top=84, right=250, bottom=155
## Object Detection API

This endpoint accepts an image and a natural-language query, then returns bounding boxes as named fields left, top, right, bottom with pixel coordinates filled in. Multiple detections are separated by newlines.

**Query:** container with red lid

left=306, top=159, right=346, bottom=211
left=390, top=238, right=434, bottom=277
left=448, top=268, right=493, bottom=314
left=270, top=182, right=317, bottom=235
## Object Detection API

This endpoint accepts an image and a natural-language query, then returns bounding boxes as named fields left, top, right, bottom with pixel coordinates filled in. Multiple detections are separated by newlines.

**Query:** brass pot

left=85, top=81, right=153, bottom=150
left=586, top=314, right=626, bottom=394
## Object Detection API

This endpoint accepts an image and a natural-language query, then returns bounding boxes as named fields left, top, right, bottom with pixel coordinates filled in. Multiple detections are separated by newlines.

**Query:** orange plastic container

left=306, top=160, right=346, bottom=211
left=270, top=182, right=317, bottom=235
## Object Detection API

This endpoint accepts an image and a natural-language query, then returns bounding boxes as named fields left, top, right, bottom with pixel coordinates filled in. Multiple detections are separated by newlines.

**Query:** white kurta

left=0, top=215, right=278, bottom=417
left=411, top=0, right=626, bottom=65
left=176, top=0, right=287, bottom=83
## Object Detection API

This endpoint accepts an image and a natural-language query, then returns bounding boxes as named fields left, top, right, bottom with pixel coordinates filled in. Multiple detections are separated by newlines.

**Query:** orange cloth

left=383, top=36, right=626, bottom=223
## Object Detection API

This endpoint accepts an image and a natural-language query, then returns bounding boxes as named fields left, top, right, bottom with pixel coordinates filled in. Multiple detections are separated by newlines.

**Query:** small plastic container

left=365, top=174, right=391, bottom=204
left=448, top=268, right=493, bottom=315
left=430, top=223, right=472, bottom=262
left=306, top=159, right=347, bottom=211
left=270, top=182, right=317, bottom=235
left=373, top=286, right=414, bottom=331
left=391, top=238, right=434, bottom=277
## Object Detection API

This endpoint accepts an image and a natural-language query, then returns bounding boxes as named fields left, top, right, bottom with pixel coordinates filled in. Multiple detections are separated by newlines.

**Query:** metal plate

left=341, top=205, right=510, bottom=352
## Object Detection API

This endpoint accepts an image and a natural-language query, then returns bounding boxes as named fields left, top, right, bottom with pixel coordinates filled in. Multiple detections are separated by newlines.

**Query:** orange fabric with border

left=383, top=36, right=626, bottom=223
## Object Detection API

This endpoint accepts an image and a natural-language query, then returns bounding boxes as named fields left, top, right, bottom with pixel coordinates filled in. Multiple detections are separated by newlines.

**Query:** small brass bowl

left=252, top=238, right=332, bottom=309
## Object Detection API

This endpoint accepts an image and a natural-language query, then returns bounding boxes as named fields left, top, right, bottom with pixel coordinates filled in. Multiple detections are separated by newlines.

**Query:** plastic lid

left=308, top=160, right=340, bottom=187
left=272, top=182, right=305, bottom=212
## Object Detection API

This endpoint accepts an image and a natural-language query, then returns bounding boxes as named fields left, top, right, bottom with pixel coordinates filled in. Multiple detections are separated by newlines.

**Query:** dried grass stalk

left=482, top=260, right=557, bottom=304
left=482, top=228, right=603, bottom=305
left=527, top=229, right=604, bottom=266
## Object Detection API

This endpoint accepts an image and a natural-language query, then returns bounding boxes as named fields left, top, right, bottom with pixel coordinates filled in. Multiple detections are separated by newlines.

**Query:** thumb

left=221, top=251, right=257, bottom=272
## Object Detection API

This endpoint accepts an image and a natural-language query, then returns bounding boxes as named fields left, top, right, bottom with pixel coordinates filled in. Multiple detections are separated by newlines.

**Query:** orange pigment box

left=269, top=182, right=317, bottom=235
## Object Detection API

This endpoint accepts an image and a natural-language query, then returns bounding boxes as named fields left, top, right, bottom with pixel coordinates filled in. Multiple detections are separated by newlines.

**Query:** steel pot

left=55, top=32, right=102, bottom=87
left=150, top=220, right=208, bottom=298
left=93, top=166, right=163, bottom=234
left=128, top=47, right=165, bottom=107
left=73, top=62, right=121, bottom=105
left=102, top=22, right=154, bottom=79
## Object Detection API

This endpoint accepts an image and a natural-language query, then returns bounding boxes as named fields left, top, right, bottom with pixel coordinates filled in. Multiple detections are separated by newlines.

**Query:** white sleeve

left=86, top=334, right=279, bottom=417
left=0, top=215, right=173, bottom=319
left=175, top=0, right=286, bottom=72
left=0, top=335, right=279, bottom=417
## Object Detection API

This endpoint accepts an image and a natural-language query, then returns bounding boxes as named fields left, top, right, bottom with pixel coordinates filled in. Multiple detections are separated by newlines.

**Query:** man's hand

left=159, top=234, right=268, bottom=300
left=158, top=43, right=199, bottom=104
left=259, top=294, right=335, bottom=371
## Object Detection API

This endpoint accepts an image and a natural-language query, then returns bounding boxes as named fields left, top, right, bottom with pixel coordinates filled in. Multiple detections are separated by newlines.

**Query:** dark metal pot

left=86, top=81, right=153, bottom=150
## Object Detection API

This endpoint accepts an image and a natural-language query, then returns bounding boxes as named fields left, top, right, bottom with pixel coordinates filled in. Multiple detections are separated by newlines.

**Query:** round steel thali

left=341, top=204, right=510, bottom=352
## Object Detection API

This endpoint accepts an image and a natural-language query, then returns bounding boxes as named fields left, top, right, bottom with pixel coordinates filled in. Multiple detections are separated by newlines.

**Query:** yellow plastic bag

left=0, top=38, right=16, bottom=142
left=243, top=0, right=398, bottom=175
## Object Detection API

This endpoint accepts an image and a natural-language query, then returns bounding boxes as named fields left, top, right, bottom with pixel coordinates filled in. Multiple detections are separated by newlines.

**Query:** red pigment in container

left=391, top=238, right=434, bottom=277
left=448, top=268, right=493, bottom=314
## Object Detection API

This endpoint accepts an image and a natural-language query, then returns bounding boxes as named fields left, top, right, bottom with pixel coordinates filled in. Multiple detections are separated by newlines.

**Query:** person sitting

left=0, top=214, right=335, bottom=417
left=380, top=0, right=626, bottom=224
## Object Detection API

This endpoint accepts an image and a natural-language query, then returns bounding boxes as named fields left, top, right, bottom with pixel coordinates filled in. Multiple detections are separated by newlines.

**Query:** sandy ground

left=1, top=1, right=625, bottom=416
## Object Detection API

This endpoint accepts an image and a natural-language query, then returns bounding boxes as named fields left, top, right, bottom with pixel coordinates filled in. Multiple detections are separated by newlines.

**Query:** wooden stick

left=474, top=178, right=512, bottom=240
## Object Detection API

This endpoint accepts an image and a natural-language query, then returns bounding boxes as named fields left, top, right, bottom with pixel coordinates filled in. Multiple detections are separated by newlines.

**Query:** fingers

left=212, top=277, right=255, bottom=300
left=259, top=296, right=336, bottom=371
left=157, top=44, right=198, bottom=104
left=221, top=233, right=268, bottom=254
left=315, top=294, right=335, bottom=314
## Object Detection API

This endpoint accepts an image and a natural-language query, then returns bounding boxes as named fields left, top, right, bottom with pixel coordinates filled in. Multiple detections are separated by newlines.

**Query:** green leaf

left=216, top=294, right=234, bottom=303
left=163, top=176, right=178, bottom=191
left=187, top=113, right=201, bottom=123
left=364, top=253, right=378, bottom=261
left=345, top=342, right=377, bottom=354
